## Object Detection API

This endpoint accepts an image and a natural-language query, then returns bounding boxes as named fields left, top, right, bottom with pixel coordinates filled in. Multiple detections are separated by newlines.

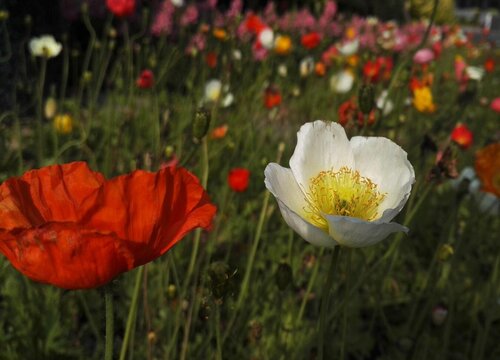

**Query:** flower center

left=303, top=167, right=386, bottom=231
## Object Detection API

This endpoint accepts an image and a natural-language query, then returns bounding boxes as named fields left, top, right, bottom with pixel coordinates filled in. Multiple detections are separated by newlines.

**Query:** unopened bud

left=24, top=15, right=32, bottom=27
left=437, top=244, right=454, bottom=262
left=192, top=108, right=211, bottom=141
left=82, top=71, right=92, bottom=83
left=275, top=262, right=293, bottom=291
left=44, top=97, right=57, bottom=119
left=167, top=284, right=176, bottom=299
left=147, top=331, right=157, bottom=344
left=53, top=114, right=73, bottom=134
left=358, top=84, right=375, bottom=114
left=164, top=145, right=174, bottom=158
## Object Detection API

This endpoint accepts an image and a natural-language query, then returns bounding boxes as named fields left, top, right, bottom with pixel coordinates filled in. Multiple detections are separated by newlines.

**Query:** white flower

left=376, top=90, right=394, bottom=116
left=221, top=93, right=234, bottom=108
left=299, top=57, right=314, bottom=77
left=29, top=35, right=62, bottom=58
left=232, top=49, right=242, bottom=61
left=278, top=64, right=288, bottom=77
left=204, top=79, right=222, bottom=102
left=330, top=70, right=354, bottom=94
left=258, top=28, right=274, bottom=50
left=465, top=66, right=484, bottom=81
left=337, top=39, right=359, bottom=56
left=264, top=120, right=415, bottom=248
left=171, top=0, right=184, bottom=7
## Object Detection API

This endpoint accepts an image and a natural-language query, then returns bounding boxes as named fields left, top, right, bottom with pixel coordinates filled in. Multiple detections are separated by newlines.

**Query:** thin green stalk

left=318, top=246, right=341, bottom=360
left=104, top=287, right=114, bottom=360
left=222, top=142, right=285, bottom=343
left=340, top=249, right=352, bottom=360
left=119, top=266, right=145, bottom=360
left=215, top=303, right=222, bottom=360
left=296, top=248, right=324, bottom=325
left=36, top=57, right=47, bottom=165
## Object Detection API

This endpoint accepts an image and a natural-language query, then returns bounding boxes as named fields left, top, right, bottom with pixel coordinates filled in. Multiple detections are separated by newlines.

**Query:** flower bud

left=275, top=262, right=293, bottom=291
left=358, top=84, right=375, bottom=114
left=53, top=114, right=73, bottom=134
left=167, top=284, right=176, bottom=299
left=437, top=244, right=454, bottom=262
left=44, top=97, right=57, bottom=119
left=192, top=108, right=211, bottom=142
left=82, top=71, right=92, bottom=84
left=0, top=10, right=9, bottom=21
left=24, top=15, right=32, bottom=27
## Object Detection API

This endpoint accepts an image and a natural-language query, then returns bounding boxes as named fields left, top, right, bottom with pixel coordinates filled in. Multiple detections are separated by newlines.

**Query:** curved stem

left=318, top=246, right=341, bottom=360
left=104, top=287, right=114, bottom=360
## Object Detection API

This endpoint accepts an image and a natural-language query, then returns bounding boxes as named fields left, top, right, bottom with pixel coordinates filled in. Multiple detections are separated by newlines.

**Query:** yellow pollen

left=303, top=167, right=386, bottom=231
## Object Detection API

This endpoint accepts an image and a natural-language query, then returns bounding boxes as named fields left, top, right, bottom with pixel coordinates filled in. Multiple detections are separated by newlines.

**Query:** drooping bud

left=0, top=10, right=9, bottom=21
left=432, top=305, right=448, bottom=326
left=358, top=84, right=375, bottom=114
left=275, top=261, right=293, bottom=291
left=192, top=108, right=211, bottom=142
left=44, top=97, right=57, bottom=119
left=207, top=261, right=235, bottom=301
left=437, top=244, right=454, bottom=262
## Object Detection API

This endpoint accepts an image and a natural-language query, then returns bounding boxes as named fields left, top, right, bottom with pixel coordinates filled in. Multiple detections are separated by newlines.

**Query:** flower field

left=0, top=1, right=499, bottom=359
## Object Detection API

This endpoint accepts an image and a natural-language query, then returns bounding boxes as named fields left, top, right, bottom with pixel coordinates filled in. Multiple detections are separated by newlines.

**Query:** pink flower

left=151, top=0, right=175, bottom=36
left=413, top=48, right=435, bottom=64
left=226, top=0, right=243, bottom=20
left=319, top=0, right=337, bottom=30
left=180, top=5, right=198, bottom=27
left=491, top=98, right=500, bottom=113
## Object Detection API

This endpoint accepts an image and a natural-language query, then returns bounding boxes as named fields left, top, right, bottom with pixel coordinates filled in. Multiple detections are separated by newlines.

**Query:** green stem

left=119, top=266, right=145, bottom=360
left=318, top=246, right=341, bottom=360
left=340, top=249, right=351, bottom=360
left=215, top=303, right=222, bottom=360
left=36, top=57, right=47, bottom=165
left=296, top=248, right=324, bottom=325
left=104, top=287, right=114, bottom=360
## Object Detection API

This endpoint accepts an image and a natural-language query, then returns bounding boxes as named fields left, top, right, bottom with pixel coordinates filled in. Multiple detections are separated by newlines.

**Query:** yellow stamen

left=303, top=167, right=386, bottom=231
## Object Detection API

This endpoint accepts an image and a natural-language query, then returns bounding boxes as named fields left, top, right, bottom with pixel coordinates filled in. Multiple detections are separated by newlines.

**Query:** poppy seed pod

left=192, top=108, right=211, bottom=141
left=358, top=84, right=375, bottom=114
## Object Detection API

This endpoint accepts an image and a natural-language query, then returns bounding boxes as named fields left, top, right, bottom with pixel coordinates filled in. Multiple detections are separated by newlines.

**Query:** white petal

left=276, top=199, right=337, bottom=248
left=289, top=120, right=354, bottom=193
left=264, top=163, right=307, bottom=215
left=264, top=163, right=337, bottom=248
left=350, top=136, right=415, bottom=222
left=325, top=215, right=408, bottom=248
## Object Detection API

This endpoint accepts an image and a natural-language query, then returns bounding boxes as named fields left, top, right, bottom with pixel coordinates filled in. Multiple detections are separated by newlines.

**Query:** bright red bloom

left=264, top=88, right=282, bottom=109
left=491, top=98, right=500, bottom=113
left=245, top=14, right=266, bottom=34
left=484, top=58, right=495, bottom=73
left=136, top=69, right=154, bottom=89
left=205, top=52, right=217, bottom=68
left=338, top=99, right=357, bottom=126
left=0, top=162, right=216, bottom=289
left=301, top=32, right=321, bottom=50
left=451, top=123, right=473, bottom=149
left=228, top=168, right=250, bottom=192
left=363, top=60, right=381, bottom=82
left=106, top=0, right=135, bottom=17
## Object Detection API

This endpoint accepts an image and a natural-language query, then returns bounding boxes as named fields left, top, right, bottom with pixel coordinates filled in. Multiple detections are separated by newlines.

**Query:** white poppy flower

left=465, top=66, right=484, bottom=81
left=330, top=70, right=354, bottom=94
left=221, top=93, right=234, bottom=108
left=278, top=64, right=288, bottom=77
left=204, top=79, right=222, bottom=102
left=337, top=39, right=359, bottom=56
left=171, top=0, right=184, bottom=7
left=376, top=90, right=394, bottom=116
left=299, top=57, right=314, bottom=77
left=258, top=28, right=274, bottom=50
left=29, top=35, right=62, bottom=58
left=264, top=120, right=415, bottom=248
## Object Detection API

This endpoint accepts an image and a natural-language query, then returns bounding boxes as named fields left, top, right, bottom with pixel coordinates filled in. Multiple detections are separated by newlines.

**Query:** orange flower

left=274, top=35, right=292, bottom=55
left=0, top=162, right=216, bottom=289
left=213, top=28, right=228, bottom=41
left=315, top=62, right=326, bottom=76
left=210, top=124, right=228, bottom=139
left=451, top=123, right=473, bottom=149
left=475, top=143, right=500, bottom=197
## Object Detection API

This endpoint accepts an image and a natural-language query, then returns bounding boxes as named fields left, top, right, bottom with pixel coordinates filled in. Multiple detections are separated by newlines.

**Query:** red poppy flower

left=228, top=168, right=250, bottom=192
left=245, top=14, right=266, bottom=34
left=106, top=0, right=135, bottom=17
left=362, top=60, right=381, bottom=82
left=301, top=32, right=321, bottom=50
left=338, top=99, right=357, bottom=127
left=136, top=69, right=154, bottom=89
left=264, top=88, right=282, bottom=109
left=451, top=123, right=473, bottom=149
left=205, top=52, right=217, bottom=68
left=0, top=162, right=216, bottom=289
left=484, top=58, right=495, bottom=73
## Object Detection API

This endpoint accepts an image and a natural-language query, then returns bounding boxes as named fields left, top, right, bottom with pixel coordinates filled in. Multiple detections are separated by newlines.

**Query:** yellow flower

left=274, top=35, right=292, bottom=55
left=53, top=114, right=73, bottom=134
left=213, top=28, right=228, bottom=41
left=413, top=86, right=436, bottom=113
